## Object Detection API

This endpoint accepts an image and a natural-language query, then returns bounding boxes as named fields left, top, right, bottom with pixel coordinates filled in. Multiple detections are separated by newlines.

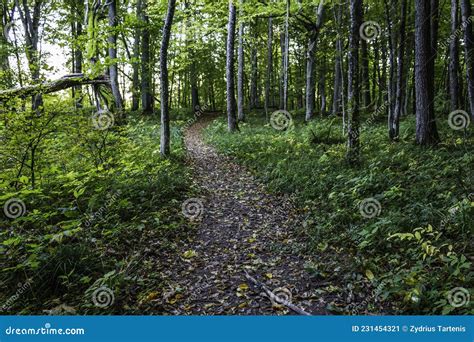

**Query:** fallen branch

left=244, top=271, right=312, bottom=316
left=0, top=74, right=110, bottom=102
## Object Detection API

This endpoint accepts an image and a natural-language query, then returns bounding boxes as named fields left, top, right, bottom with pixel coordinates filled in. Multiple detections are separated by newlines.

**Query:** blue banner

left=0, top=316, right=472, bottom=342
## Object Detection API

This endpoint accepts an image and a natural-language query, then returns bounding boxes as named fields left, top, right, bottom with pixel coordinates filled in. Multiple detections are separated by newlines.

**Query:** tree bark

left=160, top=0, right=176, bottom=156
left=226, top=0, right=238, bottom=132
left=282, top=0, right=290, bottom=111
left=415, top=0, right=440, bottom=145
left=304, top=1, right=324, bottom=121
left=347, top=0, right=363, bottom=163
left=107, top=0, right=123, bottom=111
left=250, top=22, right=258, bottom=110
left=390, top=0, right=407, bottom=140
left=449, top=0, right=460, bottom=112
left=461, top=0, right=474, bottom=120
left=71, top=0, right=83, bottom=108
left=15, top=0, right=43, bottom=110
left=0, top=74, right=110, bottom=101
left=264, top=16, right=273, bottom=120
left=185, top=0, right=199, bottom=113
left=131, top=0, right=141, bottom=111
left=237, top=0, right=245, bottom=121
left=141, top=0, right=153, bottom=114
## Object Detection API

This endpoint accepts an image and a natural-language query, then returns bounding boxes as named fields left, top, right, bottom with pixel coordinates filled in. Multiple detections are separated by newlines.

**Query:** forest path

left=160, top=114, right=328, bottom=315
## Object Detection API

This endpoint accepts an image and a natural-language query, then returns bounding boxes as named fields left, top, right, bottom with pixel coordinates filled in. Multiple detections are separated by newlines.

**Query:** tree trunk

left=71, top=0, right=83, bottom=108
left=461, top=0, right=474, bottom=120
left=185, top=0, right=199, bottom=113
left=332, top=37, right=342, bottom=115
left=361, top=38, right=371, bottom=108
left=237, top=0, right=245, bottom=121
left=141, top=0, right=153, bottom=114
left=415, top=0, right=440, bottom=145
left=160, top=0, right=176, bottom=156
left=264, top=16, right=273, bottom=120
left=107, top=0, right=123, bottom=111
left=15, top=0, right=43, bottom=110
left=449, top=0, right=460, bottom=112
left=131, top=0, right=141, bottom=111
left=347, top=0, right=363, bottom=163
left=305, top=34, right=316, bottom=121
left=250, top=19, right=258, bottom=109
left=226, top=0, right=238, bottom=132
left=282, top=0, right=290, bottom=111
left=390, top=0, right=407, bottom=140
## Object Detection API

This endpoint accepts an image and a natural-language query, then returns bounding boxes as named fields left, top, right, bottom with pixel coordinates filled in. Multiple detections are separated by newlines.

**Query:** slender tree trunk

left=71, top=0, right=83, bottom=108
left=237, top=0, right=245, bottom=121
left=282, top=0, right=290, bottom=110
left=226, top=0, right=238, bottom=132
left=361, top=38, right=370, bottom=108
left=319, top=62, right=327, bottom=116
left=461, top=0, right=474, bottom=120
left=384, top=0, right=396, bottom=123
left=304, top=1, right=324, bottom=121
left=415, top=0, right=440, bottom=145
left=250, top=19, right=258, bottom=109
left=390, top=0, right=407, bottom=140
left=141, top=0, right=153, bottom=114
left=347, top=0, right=363, bottom=163
left=332, top=37, right=342, bottom=115
left=160, top=0, right=176, bottom=156
left=449, top=0, right=461, bottom=111
left=131, top=0, right=141, bottom=111
left=279, top=32, right=285, bottom=109
left=265, top=16, right=273, bottom=120
left=305, top=34, right=317, bottom=121
left=107, top=0, right=123, bottom=111
left=185, top=0, right=199, bottom=113
left=16, top=0, right=43, bottom=110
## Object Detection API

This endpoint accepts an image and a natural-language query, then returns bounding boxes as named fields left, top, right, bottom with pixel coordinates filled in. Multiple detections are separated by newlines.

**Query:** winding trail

left=161, top=115, right=328, bottom=315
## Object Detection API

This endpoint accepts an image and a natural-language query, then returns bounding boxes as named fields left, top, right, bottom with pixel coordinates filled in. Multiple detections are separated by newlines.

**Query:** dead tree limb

left=244, top=271, right=312, bottom=316
left=0, top=74, right=110, bottom=102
